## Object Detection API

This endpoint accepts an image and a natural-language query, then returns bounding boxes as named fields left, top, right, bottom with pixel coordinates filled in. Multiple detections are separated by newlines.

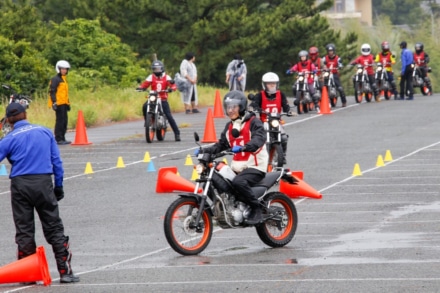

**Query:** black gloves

left=54, top=186, right=64, bottom=201
left=52, top=103, right=57, bottom=111
left=66, top=105, right=71, bottom=111
left=167, top=88, right=174, bottom=93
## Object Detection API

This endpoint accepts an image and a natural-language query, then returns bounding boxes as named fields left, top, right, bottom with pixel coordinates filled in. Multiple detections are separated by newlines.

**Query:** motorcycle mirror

left=247, top=94, right=255, bottom=101
left=194, top=132, right=200, bottom=142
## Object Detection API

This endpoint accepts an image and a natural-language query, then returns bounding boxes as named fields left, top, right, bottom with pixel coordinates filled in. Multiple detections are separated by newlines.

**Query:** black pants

left=54, top=104, right=68, bottom=142
left=232, top=168, right=265, bottom=208
left=11, top=175, right=71, bottom=274
left=400, top=65, right=414, bottom=98
left=333, top=74, right=347, bottom=103
left=161, top=100, right=180, bottom=136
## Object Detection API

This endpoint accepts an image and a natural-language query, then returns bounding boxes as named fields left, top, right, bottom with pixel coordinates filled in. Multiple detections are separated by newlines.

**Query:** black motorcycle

left=163, top=132, right=298, bottom=255
left=411, top=63, right=432, bottom=96
left=293, top=71, right=313, bottom=114
left=137, top=88, right=169, bottom=143
left=322, top=68, right=339, bottom=107
left=0, top=82, right=32, bottom=137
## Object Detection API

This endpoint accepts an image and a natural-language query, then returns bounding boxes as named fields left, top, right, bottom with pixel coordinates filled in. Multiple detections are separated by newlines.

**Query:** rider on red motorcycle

left=322, top=43, right=347, bottom=107
left=286, top=50, right=320, bottom=112
left=413, top=42, right=432, bottom=94
left=137, top=60, right=181, bottom=141
left=350, top=43, right=379, bottom=101
left=375, top=41, right=398, bottom=99
left=248, top=72, right=294, bottom=164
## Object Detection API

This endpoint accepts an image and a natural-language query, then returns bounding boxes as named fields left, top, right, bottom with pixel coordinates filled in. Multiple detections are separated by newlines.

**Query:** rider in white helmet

left=248, top=72, right=294, bottom=164
left=49, top=60, right=71, bottom=145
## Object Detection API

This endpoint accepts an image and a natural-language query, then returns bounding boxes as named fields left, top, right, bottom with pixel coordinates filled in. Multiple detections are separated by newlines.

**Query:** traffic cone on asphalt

left=147, top=161, right=156, bottom=172
left=0, top=246, right=52, bottom=286
left=352, top=163, right=362, bottom=176
left=71, top=110, right=92, bottom=145
left=116, top=156, right=125, bottom=168
left=156, top=167, right=202, bottom=193
left=84, top=162, right=94, bottom=174
left=201, top=108, right=218, bottom=143
left=143, top=152, right=151, bottom=163
left=376, top=155, right=385, bottom=167
left=384, top=150, right=393, bottom=162
left=213, top=89, right=225, bottom=118
left=184, top=154, right=193, bottom=166
left=279, top=173, right=322, bottom=199
left=319, top=86, right=333, bottom=114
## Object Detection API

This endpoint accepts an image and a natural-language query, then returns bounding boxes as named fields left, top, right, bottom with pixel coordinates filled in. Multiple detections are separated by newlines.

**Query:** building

left=319, top=0, right=373, bottom=26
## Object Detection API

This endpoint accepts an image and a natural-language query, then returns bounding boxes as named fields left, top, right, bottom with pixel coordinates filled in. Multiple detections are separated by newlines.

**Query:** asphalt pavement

left=0, top=93, right=439, bottom=292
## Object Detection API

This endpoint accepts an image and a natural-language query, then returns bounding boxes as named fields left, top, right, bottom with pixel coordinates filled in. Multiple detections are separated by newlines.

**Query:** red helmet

left=381, top=41, right=390, bottom=52
left=309, top=46, right=319, bottom=60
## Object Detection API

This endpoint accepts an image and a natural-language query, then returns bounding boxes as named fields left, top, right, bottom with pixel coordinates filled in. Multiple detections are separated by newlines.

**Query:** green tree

left=372, top=0, right=425, bottom=25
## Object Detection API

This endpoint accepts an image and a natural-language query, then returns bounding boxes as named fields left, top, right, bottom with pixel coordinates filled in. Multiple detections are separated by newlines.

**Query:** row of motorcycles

left=292, top=61, right=432, bottom=113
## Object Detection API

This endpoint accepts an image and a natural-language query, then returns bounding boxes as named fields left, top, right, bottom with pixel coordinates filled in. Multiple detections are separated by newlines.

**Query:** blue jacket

left=401, top=48, right=414, bottom=74
left=0, top=120, right=64, bottom=186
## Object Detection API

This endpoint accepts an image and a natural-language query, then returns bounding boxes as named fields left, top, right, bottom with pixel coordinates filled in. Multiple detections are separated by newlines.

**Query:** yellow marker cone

left=352, top=163, right=362, bottom=176
left=223, top=158, right=228, bottom=164
left=191, top=168, right=199, bottom=181
left=143, top=152, right=151, bottom=163
left=376, top=155, right=385, bottom=167
left=116, top=156, right=125, bottom=168
left=84, top=162, right=94, bottom=174
left=185, top=154, right=193, bottom=166
left=384, top=150, right=393, bottom=162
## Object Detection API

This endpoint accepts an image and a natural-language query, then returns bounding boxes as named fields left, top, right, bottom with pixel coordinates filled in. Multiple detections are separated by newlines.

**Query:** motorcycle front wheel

left=354, top=84, right=363, bottom=103
left=267, top=143, right=284, bottom=172
left=145, top=113, right=155, bottom=143
left=256, top=192, right=298, bottom=248
left=156, top=114, right=167, bottom=141
left=164, top=197, right=213, bottom=256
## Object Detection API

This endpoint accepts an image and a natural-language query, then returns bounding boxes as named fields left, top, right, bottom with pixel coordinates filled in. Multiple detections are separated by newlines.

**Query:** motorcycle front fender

left=177, top=193, right=214, bottom=215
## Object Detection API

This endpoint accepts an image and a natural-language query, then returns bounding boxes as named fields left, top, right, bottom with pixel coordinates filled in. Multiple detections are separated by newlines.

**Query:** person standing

left=0, top=103, right=79, bottom=283
left=225, top=54, right=247, bottom=92
left=179, top=52, right=199, bottom=114
left=398, top=41, right=414, bottom=100
left=48, top=60, right=71, bottom=145
left=137, top=60, right=181, bottom=141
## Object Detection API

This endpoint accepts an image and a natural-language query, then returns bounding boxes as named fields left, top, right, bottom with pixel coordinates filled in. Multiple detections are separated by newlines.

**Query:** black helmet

left=223, top=90, right=247, bottom=116
left=326, top=43, right=336, bottom=52
left=415, top=42, right=424, bottom=53
left=399, top=41, right=407, bottom=49
left=151, top=60, right=164, bottom=77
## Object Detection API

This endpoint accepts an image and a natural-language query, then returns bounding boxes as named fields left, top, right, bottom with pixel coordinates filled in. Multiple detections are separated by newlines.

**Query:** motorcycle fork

left=192, top=168, right=215, bottom=232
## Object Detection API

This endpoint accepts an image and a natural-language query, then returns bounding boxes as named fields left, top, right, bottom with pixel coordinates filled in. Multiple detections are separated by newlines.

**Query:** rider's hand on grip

left=194, top=149, right=201, bottom=156
left=232, top=146, right=243, bottom=153
left=136, top=87, right=145, bottom=92
left=285, top=69, right=292, bottom=75
left=167, top=88, right=174, bottom=93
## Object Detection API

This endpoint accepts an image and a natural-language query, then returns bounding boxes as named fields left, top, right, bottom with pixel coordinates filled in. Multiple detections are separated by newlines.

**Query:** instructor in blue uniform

left=0, top=103, right=79, bottom=283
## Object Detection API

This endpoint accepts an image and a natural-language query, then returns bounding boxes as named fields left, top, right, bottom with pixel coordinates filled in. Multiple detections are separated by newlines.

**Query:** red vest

left=297, top=60, right=313, bottom=73
left=414, top=52, right=426, bottom=66
left=151, top=75, right=169, bottom=99
left=354, top=55, right=374, bottom=75
left=228, top=116, right=256, bottom=162
left=260, top=91, right=281, bottom=121
left=325, top=55, right=340, bottom=74
left=378, top=53, right=393, bottom=70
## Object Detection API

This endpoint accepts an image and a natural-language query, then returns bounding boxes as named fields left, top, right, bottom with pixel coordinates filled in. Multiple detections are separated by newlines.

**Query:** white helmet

left=55, top=60, right=71, bottom=73
left=262, top=72, right=279, bottom=94
left=361, top=44, right=371, bottom=56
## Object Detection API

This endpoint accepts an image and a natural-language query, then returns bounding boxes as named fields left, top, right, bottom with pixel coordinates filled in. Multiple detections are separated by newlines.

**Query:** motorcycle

left=374, top=62, right=392, bottom=101
left=247, top=95, right=289, bottom=171
left=353, top=64, right=373, bottom=103
left=163, top=132, right=298, bottom=256
left=0, top=82, right=32, bottom=137
left=411, top=63, right=432, bottom=96
left=293, top=71, right=312, bottom=114
left=322, top=68, right=339, bottom=107
left=137, top=88, right=169, bottom=143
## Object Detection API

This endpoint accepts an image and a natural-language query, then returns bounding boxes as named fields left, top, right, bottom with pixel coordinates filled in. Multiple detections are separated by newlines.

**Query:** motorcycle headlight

left=270, top=119, right=280, bottom=128
left=356, top=68, right=363, bottom=74
left=149, top=95, right=157, bottom=102
left=411, top=64, right=415, bottom=68
left=195, top=164, right=205, bottom=175
left=323, top=72, right=329, bottom=77
left=298, top=76, right=304, bottom=82
left=376, top=67, right=382, bottom=72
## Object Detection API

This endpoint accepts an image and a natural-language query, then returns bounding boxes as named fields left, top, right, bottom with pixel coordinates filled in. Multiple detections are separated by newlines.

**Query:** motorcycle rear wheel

left=267, top=143, right=284, bottom=172
left=256, top=192, right=297, bottom=248
left=421, top=85, right=430, bottom=96
left=164, top=197, right=213, bottom=256
left=145, top=113, right=155, bottom=143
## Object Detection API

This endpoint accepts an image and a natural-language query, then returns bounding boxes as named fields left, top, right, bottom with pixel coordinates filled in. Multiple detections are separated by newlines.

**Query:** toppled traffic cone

left=279, top=173, right=322, bottom=199
left=71, top=110, right=92, bottom=145
left=156, top=167, right=202, bottom=193
left=201, top=108, right=217, bottom=143
left=319, top=86, right=333, bottom=114
left=0, top=246, right=51, bottom=286
left=213, top=89, right=225, bottom=118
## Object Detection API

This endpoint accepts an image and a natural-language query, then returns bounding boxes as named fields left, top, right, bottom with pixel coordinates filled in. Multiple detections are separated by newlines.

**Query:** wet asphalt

left=0, top=93, right=439, bottom=292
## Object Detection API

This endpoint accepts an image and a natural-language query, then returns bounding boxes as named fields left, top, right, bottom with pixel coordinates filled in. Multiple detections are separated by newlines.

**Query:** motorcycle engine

left=214, top=193, right=248, bottom=227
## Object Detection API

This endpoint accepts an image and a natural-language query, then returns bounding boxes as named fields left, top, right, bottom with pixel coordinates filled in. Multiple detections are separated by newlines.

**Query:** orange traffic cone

left=71, top=110, right=92, bottom=145
left=279, top=173, right=322, bottom=199
left=201, top=108, right=218, bottom=143
left=319, top=86, right=333, bottom=115
left=0, top=246, right=51, bottom=286
left=213, top=89, right=225, bottom=118
left=156, top=167, right=202, bottom=193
